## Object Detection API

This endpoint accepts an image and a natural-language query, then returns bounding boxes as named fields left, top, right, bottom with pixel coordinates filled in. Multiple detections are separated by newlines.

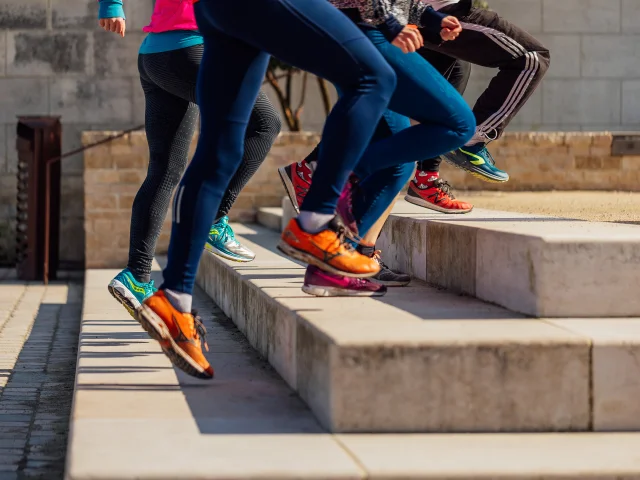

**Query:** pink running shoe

left=302, top=265, right=387, bottom=297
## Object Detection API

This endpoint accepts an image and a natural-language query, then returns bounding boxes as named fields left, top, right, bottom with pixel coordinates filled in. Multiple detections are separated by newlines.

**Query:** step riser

left=377, top=215, right=640, bottom=317
left=197, top=242, right=593, bottom=433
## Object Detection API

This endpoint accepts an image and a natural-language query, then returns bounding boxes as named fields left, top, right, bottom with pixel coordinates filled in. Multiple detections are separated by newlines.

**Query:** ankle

left=356, top=244, right=375, bottom=258
left=164, top=289, right=192, bottom=313
left=297, top=212, right=333, bottom=233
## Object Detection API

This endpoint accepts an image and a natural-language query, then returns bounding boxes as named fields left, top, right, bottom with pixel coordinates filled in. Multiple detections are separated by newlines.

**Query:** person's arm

left=409, top=1, right=461, bottom=44
left=370, top=0, right=406, bottom=42
left=98, top=0, right=125, bottom=20
left=97, top=0, right=126, bottom=37
left=409, top=3, right=445, bottom=40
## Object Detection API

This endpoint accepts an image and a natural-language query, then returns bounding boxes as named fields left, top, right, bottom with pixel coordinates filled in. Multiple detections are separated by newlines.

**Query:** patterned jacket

left=330, top=0, right=447, bottom=41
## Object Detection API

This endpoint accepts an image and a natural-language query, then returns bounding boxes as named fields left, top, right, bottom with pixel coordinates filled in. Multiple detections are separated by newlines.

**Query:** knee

left=260, top=107, right=282, bottom=140
left=456, top=106, right=477, bottom=145
left=536, top=47, right=551, bottom=77
left=252, top=98, right=282, bottom=141
left=360, top=58, right=397, bottom=103
left=373, top=62, right=397, bottom=102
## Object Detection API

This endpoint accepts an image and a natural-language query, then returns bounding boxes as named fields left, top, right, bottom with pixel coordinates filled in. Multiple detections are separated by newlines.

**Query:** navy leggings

left=162, top=0, right=396, bottom=293
left=351, top=29, right=476, bottom=235
left=306, top=28, right=476, bottom=237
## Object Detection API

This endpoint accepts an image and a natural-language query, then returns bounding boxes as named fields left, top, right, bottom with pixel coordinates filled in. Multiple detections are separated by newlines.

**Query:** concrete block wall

left=0, top=0, right=154, bottom=266
left=466, top=0, right=640, bottom=132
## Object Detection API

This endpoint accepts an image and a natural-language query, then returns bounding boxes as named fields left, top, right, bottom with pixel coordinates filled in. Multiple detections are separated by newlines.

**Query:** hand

left=99, top=17, right=126, bottom=37
left=440, top=16, right=461, bottom=41
left=392, top=26, right=424, bottom=54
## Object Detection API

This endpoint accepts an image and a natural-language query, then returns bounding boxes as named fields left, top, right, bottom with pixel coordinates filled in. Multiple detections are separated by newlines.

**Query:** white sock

left=308, top=160, right=317, bottom=173
left=164, top=289, right=192, bottom=313
left=297, top=211, right=334, bottom=233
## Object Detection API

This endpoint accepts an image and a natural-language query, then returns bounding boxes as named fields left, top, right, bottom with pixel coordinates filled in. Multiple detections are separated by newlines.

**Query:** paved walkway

left=0, top=269, right=83, bottom=480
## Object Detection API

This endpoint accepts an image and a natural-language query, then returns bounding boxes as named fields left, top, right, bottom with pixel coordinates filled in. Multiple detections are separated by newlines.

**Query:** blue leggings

left=162, top=0, right=396, bottom=293
left=349, top=29, right=477, bottom=236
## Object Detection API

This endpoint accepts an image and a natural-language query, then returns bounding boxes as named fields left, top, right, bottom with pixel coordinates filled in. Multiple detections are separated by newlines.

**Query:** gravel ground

left=456, top=191, right=640, bottom=224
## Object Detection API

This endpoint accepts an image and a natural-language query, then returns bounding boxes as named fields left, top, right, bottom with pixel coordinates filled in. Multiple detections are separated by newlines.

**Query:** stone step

left=196, top=224, right=640, bottom=433
left=68, top=267, right=640, bottom=479
left=267, top=198, right=640, bottom=318
left=256, top=206, right=285, bottom=233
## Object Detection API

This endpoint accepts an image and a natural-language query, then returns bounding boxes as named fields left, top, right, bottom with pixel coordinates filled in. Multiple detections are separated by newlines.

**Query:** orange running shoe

left=278, top=217, right=379, bottom=278
left=138, top=291, right=214, bottom=379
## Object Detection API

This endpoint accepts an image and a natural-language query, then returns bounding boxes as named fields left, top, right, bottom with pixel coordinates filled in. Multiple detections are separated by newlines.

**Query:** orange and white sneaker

left=278, top=217, right=379, bottom=278
left=405, top=171, right=473, bottom=214
left=138, top=291, right=214, bottom=379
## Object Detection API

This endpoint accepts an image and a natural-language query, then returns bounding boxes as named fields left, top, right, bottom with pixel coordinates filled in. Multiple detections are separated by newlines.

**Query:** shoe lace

left=191, top=310, right=209, bottom=352
left=211, top=222, right=239, bottom=246
left=432, top=179, right=456, bottom=200
left=332, top=221, right=362, bottom=254
left=372, top=250, right=389, bottom=270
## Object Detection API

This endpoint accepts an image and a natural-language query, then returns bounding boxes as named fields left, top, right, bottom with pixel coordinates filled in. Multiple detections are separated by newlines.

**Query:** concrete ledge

left=256, top=206, right=284, bottom=232
left=196, top=224, right=595, bottom=433
left=376, top=201, right=640, bottom=317
left=272, top=200, right=640, bottom=318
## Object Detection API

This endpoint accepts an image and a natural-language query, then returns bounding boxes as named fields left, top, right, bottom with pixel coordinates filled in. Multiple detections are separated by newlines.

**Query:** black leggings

left=417, top=51, right=471, bottom=172
left=130, top=45, right=281, bottom=282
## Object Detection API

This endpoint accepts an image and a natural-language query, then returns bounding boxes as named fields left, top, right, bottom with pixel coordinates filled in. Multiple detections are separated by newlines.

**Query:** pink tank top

left=143, top=0, right=198, bottom=33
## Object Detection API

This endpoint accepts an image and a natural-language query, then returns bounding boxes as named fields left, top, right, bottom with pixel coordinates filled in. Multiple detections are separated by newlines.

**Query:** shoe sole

left=277, top=241, right=378, bottom=279
left=443, top=157, right=509, bottom=184
left=302, top=284, right=386, bottom=297
left=137, top=304, right=213, bottom=380
left=404, top=194, right=473, bottom=214
left=278, top=166, right=301, bottom=214
left=204, top=243, right=255, bottom=263
left=107, top=279, right=141, bottom=320
left=370, top=277, right=411, bottom=287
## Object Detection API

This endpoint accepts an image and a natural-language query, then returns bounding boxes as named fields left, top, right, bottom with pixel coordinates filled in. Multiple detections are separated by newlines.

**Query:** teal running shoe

left=205, top=216, right=256, bottom=262
left=108, top=268, right=157, bottom=318
left=443, top=143, right=510, bottom=183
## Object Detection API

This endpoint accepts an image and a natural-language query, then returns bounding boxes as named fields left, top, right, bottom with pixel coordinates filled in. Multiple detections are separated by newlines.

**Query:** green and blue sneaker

left=205, top=216, right=256, bottom=263
left=443, top=143, right=509, bottom=183
left=108, top=268, right=157, bottom=318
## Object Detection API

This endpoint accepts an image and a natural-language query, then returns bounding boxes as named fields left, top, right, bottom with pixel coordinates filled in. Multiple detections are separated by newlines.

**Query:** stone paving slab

left=69, top=267, right=640, bottom=479
left=0, top=269, right=82, bottom=479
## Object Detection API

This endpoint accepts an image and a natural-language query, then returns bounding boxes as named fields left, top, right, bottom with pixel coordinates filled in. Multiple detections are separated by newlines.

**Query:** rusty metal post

left=15, top=117, right=61, bottom=283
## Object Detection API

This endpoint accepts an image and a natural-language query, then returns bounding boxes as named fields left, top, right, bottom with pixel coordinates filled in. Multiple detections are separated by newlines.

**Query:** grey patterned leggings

left=130, top=45, right=281, bottom=283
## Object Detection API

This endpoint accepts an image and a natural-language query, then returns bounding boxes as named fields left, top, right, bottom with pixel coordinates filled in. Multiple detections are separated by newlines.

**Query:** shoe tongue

left=219, top=216, right=229, bottom=225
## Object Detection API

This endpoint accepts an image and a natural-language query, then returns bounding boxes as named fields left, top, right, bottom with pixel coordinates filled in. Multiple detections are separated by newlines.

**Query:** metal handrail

left=43, top=124, right=145, bottom=284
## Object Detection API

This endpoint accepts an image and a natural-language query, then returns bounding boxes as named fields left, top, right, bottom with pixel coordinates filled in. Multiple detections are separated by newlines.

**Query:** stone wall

left=0, top=0, right=154, bottom=266
left=83, top=130, right=639, bottom=268
left=440, top=132, right=640, bottom=191
left=464, top=0, right=640, bottom=133
left=83, top=131, right=320, bottom=269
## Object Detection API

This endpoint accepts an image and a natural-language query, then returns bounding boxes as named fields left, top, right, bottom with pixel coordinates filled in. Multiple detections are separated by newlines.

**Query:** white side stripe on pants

left=461, top=22, right=540, bottom=135
left=174, top=185, right=185, bottom=224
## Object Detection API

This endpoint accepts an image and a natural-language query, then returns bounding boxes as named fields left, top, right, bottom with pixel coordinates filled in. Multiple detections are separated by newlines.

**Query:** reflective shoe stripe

left=460, top=148, right=486, bottom=166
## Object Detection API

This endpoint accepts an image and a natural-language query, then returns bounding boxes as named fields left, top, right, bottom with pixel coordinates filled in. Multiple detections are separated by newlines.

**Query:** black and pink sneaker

left=301, top=265, right=387, bottom=297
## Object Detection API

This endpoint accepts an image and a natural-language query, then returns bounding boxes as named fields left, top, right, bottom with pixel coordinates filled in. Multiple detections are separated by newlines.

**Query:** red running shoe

left=405, top=171, right=473, bottom=214
left=278, top=159, right=313, bottom=213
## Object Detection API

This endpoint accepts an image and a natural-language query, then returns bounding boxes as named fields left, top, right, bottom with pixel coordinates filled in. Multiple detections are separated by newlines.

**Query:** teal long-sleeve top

left=97, top=0, right=204, bottom=55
